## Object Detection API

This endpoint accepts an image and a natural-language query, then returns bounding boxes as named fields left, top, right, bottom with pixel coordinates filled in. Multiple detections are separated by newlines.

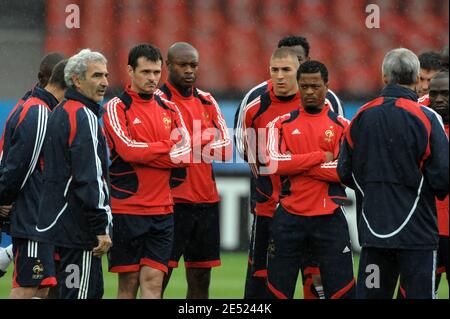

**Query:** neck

left=169, top=80, right=192, bottom=97
left=44, top=84, right=63, bottom=102
left=397, top=83, right=416, bottom=91
left=304, top=104, right=324, bottom=114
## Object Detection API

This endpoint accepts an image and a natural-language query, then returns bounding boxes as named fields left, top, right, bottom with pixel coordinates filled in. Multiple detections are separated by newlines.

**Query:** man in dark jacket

left=35, top=49, right=112, bottom=299
left=0, top=60, right=67, bottom=298
left=338, top=48, right=449, bottom=299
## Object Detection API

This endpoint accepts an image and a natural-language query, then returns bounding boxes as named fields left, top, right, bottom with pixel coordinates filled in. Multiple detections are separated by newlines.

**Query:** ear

left=325, top=82, right=329, bottom=90
left=382, top=74, right=389, bottom=85
left=72, top=74, right=81, bottom=89
left=127, top=65, right=133, bottom=77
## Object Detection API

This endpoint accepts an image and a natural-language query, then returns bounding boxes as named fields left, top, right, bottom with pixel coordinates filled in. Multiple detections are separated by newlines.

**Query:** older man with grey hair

left=337, top=48, right=449, bottom=299
left=34, top=49, right=112, bottom=299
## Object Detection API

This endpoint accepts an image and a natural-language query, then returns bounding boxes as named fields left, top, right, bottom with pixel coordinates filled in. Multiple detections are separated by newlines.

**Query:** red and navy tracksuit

left=0, top=86, right=58, bottom=289
left=156, top=82, right=231, bottom=269
left=338, top=84, right=449, bottom=299
left=35, top=87, right=113, bottom=299
left=234, top=80, right=346, bottom=299
left=264, top=104, right=355, bottom=299
left=103, top=86, right=191, bottom=275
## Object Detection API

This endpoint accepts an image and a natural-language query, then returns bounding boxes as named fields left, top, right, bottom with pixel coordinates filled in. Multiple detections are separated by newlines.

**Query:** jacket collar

left=31, top=86, right=59, bottom=110
left=380, top=84, right=418, bottom=101
left=65, top=87, right=105, bottom=117
left=165, top=81, right=195, bottom=100
left=125, top=86, right=155, bottom=103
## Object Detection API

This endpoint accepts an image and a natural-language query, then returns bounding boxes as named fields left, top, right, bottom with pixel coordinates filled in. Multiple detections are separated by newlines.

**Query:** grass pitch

left=0, top=252, right=448, bottom=299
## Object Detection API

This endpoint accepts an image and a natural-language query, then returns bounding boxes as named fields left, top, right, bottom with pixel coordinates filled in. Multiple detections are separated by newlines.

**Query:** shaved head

left=167, top=42, right=198, bottom=62
left=167, top=42, right=200, bottom=92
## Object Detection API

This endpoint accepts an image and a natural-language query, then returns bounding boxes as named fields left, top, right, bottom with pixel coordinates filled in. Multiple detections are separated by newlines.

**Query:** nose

left=276, top=70, right=284, bottom=79
left=101, top=75, right=108, bottom=87
left=435, top=93, right=445, bottom=102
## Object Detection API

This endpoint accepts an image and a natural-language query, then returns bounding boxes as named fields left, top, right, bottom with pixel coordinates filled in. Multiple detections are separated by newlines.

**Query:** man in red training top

left=157, top=42, right=231, bottom=299
left=103, top=44, right=191, bottom=299
left=428, top=71, right=449, bottom=295
left=240, top=47, right=302, bottom=298
left=265, top=60, right=355, bottom=299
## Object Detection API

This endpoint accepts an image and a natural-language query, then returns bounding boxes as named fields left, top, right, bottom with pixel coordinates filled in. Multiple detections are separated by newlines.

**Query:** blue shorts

left=12, top=237, right=57, bottom=288
left=108, top=214, right=174, bottom=274
left=169, top=202, right=221, bottom=268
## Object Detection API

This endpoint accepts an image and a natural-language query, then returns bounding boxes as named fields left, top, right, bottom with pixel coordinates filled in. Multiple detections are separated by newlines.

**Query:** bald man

left=157, top=42, right=231, bottom=299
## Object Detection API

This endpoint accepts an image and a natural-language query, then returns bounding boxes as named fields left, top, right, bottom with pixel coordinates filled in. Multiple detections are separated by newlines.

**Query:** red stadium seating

left=44, top=0, right=448, bottom=96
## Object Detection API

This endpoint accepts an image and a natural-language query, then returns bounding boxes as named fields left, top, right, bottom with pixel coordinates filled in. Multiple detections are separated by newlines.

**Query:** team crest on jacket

left=202, top=111, right=210, bottom=122
left=324, top=127, right=334, bottom=143
left=32, top=260, right=44, bottom=280
left=162, top=113, right=171, bottom=130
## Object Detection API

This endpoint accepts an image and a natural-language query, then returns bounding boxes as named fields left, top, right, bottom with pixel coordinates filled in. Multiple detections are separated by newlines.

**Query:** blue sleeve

left=0, top=105, right=48, bottom=205
left=71, top=108, right=112, bottom=236
left=337, top=118, right=357, bottom=189
left=326, top=89, right=345, bottom=117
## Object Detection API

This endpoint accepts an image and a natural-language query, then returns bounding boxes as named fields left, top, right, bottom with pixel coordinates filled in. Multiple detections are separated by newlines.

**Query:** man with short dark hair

left=417, top=51, right=443, bottom=98
left=265, top=60, right=355, bottom=299
left=0, top=59, right=67, bottom=298
left=157, top=42, right=231, bottom=299
left=428, top=71, right=449, bottom=296
left=104, top=43, right=191, bottom=299
left=240, top=47, right=304, bottom=298
left=0, top=52, right=65, bottom=279
left=338, top=48, right=449, bottom=299
left=35, top=49, right=113, bottom=299
left=235, top=35, right=344, bottom=299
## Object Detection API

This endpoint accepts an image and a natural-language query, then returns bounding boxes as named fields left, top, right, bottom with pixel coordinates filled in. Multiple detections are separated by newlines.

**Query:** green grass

left=0, top=252, right=448, bottom=299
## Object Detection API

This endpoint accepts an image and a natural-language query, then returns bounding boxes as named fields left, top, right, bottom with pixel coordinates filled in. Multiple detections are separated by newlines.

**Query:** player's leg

left=438, top=235, right=449, bottom=286
left=162, top=203, right=195, bottom=297
left=398, top=249, right=437, bottom=299
left=244, top=214, right=273, bottom=298
left=9, top=238, right=56, bottom=299
left=244, top=211, right=258, bottom=298
left=140, top=266, right=165, bottom=299
left=266, top=206, right=303, bottom=299
left=312, top=209, right=355, bottom=299
left=184, top=203, right=221, bottom=299
left=108, top=214, right=142, bottom=299
left=58, top=247, right=104, bottom=299
left=356, top=247, right=398, bottom=299
left=117, top=272, right=140, bottom=299
left=301, top=263, right=323, bottom=299
left=433, top=236, right=448, bottom=298
left=139, top=214, right=174, bottom=299
left=0, top=244, right=13, bottom=278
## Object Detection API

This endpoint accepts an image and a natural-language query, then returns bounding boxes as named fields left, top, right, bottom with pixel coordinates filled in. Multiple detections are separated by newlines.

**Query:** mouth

left=434, top=104, right=447, bottom=110
left=97, top=88, right=106, bottom=96
left=183, top=77, right=195, bottom=83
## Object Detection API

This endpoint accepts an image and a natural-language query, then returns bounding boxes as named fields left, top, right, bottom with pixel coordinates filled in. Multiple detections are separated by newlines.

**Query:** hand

left=93, top=234, right=112, bottom=257
left=0, top=205, right=12, bottom=218
left=324, top=151, right=334, bottom=163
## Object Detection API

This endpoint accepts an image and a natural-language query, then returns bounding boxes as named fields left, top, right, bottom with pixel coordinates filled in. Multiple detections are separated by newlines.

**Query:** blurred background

left=0, top=0, right=448, bottom=252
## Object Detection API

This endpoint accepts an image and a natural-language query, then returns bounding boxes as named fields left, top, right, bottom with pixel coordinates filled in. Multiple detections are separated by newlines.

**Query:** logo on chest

left=202, top=111, right=210, bottom=122
left=324, top=126, right=335, bottom=143
left=162, top=112, right=171, bottom=130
